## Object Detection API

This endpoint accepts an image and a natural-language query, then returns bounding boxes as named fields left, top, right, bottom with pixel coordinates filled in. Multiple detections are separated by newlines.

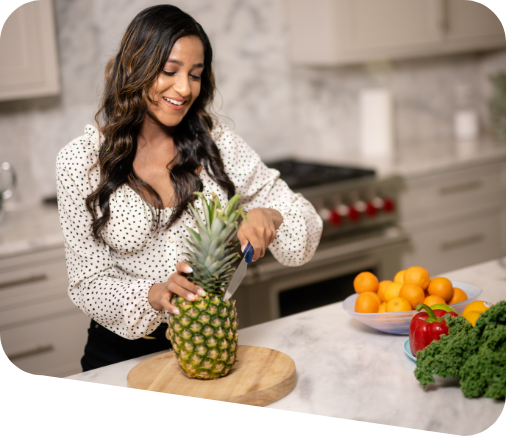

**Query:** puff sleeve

left=213, top=123, right=323, bottom=266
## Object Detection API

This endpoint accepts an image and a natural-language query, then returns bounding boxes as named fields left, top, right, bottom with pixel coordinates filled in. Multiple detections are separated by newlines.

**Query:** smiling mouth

left=162, top=97, right=185, bottom=106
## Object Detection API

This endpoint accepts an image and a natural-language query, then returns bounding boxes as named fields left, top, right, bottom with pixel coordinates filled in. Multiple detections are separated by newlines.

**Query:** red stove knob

left=318, top=208, right=331, bottom=221
left=336, top=204, right=349, bottom=217
left=348, top=205, right=360, bottom=222
left=371, top=197, right=384, bottom=210
left=365, top=202, right=377, bottom=217
left=354, top=200, right=367, bottom=213
left=329, top=210, right=342, bottom=226
left=383, top=197, right=395, bottom=213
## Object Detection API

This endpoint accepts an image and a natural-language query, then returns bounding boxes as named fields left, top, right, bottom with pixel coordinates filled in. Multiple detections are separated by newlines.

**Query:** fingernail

left=188, top=294, right=195, bottom=301
left=197, top=289, right=206, bottom=297
left=186, top=266, right=193, bottom=273
left=172, top=308, right=180, bottom=315
left=241, top=244, right=246, bottom=252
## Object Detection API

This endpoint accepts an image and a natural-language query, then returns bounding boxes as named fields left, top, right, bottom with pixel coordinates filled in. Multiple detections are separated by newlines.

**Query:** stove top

left=265, top=159, right=375, bottom=190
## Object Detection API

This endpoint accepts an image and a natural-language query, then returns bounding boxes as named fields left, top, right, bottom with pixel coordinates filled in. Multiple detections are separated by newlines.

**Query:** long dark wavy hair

left=85, top=4, right=236, bottom=239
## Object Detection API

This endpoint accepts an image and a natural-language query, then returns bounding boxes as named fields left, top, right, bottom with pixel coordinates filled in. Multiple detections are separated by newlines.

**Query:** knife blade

left=223, top=242, right=253, bottom=300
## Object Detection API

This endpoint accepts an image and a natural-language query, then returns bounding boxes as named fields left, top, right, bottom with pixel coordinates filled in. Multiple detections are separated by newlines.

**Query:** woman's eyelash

left=162, top=70, right=201, bottom=80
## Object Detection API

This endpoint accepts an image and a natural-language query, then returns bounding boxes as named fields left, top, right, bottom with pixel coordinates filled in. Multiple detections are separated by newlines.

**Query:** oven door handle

left=246, top=227, right=409, bottom=282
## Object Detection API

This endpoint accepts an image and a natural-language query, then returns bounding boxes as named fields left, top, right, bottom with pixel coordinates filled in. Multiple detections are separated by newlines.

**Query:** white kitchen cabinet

left=0, top=0, right=60, bottom=101
left=399, top=159, right=506, bottom=275
left=287, top=0, right=505, bottom=65
left=0, top=245, right=89, bottom=377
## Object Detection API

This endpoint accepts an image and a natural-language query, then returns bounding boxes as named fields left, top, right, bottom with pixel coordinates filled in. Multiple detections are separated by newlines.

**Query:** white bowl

left=342, top=281, right=482, bottom=335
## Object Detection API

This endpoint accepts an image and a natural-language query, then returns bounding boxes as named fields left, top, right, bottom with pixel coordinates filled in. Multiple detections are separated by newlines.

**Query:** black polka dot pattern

left=56, top=122, right=323, bottom=339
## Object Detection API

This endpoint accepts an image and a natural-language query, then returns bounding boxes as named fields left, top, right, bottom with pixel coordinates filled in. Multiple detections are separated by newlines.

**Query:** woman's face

left=146, top=35, right=205, bottom=128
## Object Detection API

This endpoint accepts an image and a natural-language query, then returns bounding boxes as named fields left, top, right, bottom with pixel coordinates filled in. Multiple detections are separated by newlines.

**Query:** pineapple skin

left=167, top=192, right=245, bottom=379
left=167, top=293, right=238, bottom=380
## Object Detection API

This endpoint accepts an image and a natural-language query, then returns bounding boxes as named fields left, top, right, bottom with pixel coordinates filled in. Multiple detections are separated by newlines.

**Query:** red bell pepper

left=409, top=303, right=459, bottom=357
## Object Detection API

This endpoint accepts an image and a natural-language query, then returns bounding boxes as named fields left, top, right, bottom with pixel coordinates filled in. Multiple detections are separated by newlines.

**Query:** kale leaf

left=414, top=301, right=506, bottom=399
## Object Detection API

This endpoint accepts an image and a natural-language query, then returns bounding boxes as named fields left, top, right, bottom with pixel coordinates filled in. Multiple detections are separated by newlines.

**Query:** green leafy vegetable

left=414, top=300, right=506, bottom=399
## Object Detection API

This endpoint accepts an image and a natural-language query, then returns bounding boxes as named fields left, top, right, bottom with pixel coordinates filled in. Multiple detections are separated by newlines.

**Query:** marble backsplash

left=0, top=0, right=505, bottom=207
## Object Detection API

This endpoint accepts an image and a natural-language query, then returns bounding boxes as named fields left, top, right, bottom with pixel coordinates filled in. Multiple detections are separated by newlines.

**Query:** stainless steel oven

left=233, top=160, right=409, bottom=328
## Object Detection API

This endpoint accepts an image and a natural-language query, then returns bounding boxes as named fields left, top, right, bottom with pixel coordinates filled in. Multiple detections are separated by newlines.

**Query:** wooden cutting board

left=127, top=345, right=296, bottom=406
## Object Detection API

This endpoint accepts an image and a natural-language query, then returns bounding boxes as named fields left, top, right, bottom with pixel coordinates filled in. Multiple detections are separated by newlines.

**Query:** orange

left=362, top=291, right=381, bottom=306
left=377, top=280, right=393, bottom=302
left=386, top=297, right=412, bottom=312
left=427, top=277, right=454, bottom=302
left=399, top=283, right=425, bottom=310
left=384, top=282, right=403, bottom=302
left=447, top=287, right=468, bottom=305
left=464, top=310, right=482, bottom=327
left=423, top=295, right=447, bottom=307
left=355, top=293, right=380, bottom=313
left=353, top=272, right=379, bottom=294
left=394, top=270, right=406, bottom=284
left=378, top=302, right=387, bottom=313
left=461, top=301, right=493, bottom=318
left=404, top=266, right=431, bottom=291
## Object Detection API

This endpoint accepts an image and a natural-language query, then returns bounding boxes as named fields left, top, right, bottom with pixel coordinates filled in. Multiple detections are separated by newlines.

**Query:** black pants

left=81, top=320, right=172, bottom=372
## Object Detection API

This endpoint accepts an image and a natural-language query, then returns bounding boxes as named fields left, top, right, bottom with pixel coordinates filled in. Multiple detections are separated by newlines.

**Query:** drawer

left=0, top=246, right=66, bottom=274
left=0, top=310, right=91, bottom=377
left=0, top=291, right=79, bottom=330
left=401, top=209, right=506, bottom=275
left=0, top=256, right=72, bottom=328
left=0, top=258, right=68, bottom=301
left=400, top=161, right=505, bottom=224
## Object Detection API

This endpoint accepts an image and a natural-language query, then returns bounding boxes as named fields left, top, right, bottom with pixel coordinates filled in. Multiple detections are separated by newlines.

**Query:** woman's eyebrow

left=166, top=59, right=204, bottom=68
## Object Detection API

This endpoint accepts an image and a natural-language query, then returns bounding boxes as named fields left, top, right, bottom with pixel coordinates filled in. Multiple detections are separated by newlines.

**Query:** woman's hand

left=237, top=208, right=283, bottom=262
left=148, top=262, right=205, bottom=314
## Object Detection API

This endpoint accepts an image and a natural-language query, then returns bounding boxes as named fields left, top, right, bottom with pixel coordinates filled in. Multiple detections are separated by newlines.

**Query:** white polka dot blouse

left=56, top=122, right=323, bottom=339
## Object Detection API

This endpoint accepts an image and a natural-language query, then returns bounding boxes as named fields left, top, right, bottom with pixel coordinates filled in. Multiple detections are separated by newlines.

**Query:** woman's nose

left=173, top=74, right=191, bottom=97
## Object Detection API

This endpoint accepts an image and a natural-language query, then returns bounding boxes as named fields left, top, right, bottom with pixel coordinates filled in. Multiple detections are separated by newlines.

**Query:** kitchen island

left=66, top=258, right=506, bottom=435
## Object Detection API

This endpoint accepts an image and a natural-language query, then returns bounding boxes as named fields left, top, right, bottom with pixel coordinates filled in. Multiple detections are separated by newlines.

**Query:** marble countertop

left=305, top=136, right=505, bottom=180
left=65, top=257, right=506, bottom=435
left=0, top=202, right=63, bottom=259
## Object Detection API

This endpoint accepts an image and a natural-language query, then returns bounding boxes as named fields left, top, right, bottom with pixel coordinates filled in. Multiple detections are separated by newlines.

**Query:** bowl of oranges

left=342, top=267, right=482, bottom=334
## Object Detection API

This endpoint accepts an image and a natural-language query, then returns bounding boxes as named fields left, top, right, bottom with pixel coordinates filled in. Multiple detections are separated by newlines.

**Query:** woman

left=56, top=4, right=322, bottom=372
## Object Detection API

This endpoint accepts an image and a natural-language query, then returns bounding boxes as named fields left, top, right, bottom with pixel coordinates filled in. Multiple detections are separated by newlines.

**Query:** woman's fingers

left=239, top=226, right=276, bottom=261
left=176, top=261, right=193, bottom=274
left=149, top=268, right=206, bottom=314
left=169, top=272, right=205, bottom=297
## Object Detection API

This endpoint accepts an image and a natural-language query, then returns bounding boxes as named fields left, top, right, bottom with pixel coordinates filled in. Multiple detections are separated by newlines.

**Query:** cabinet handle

left=439, top=180, right=482, bottom=196
left=0, top=274, right=48, bottom=290
left=7, top=344, right=54, bottom=360
left=441, top=234, right=484, bottom=251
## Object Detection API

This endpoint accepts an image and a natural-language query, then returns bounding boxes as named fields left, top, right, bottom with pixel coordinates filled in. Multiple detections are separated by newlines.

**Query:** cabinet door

left=288, top=0, right=444, bottom=65
left=445, top=0, right=505, bottom=49
left=287, top=0, right=505, bottom=65
left=0, top=0, right=60, bottom=101
left=340, top=0, right=444, bottom=53
left=1, top=311, right=90, bottom=377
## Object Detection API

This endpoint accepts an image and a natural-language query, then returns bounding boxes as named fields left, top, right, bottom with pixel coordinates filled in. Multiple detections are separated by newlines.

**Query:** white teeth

left=163, top=97, right=183, bottom=106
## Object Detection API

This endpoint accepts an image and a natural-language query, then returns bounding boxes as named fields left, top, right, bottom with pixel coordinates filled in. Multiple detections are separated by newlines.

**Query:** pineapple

left=166, top=191, right=247, bottom=379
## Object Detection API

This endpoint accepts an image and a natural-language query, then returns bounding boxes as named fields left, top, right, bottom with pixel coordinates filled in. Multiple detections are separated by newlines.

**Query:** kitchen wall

left=0, top=0, right=504, bottom=206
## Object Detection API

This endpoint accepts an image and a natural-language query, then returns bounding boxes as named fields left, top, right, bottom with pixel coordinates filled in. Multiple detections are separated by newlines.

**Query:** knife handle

left=244, top=242, right=253, bottom=263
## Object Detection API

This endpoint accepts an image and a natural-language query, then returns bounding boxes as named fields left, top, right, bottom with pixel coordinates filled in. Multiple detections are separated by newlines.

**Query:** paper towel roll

left=359, top=89, right=394, bottom=158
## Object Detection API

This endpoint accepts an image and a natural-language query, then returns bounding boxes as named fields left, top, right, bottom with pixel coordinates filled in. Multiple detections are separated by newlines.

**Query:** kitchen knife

left=223, top=242, right=253, bottom=300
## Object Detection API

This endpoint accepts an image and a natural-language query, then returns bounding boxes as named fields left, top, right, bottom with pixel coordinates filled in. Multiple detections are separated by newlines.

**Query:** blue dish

left=404, top=338, right=417, bottom=361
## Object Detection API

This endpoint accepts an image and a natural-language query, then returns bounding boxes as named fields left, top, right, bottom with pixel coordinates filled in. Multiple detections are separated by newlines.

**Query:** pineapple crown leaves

left=183, top=191, right=248, bottom=294
left=186, top=192, right=247, bottom=250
